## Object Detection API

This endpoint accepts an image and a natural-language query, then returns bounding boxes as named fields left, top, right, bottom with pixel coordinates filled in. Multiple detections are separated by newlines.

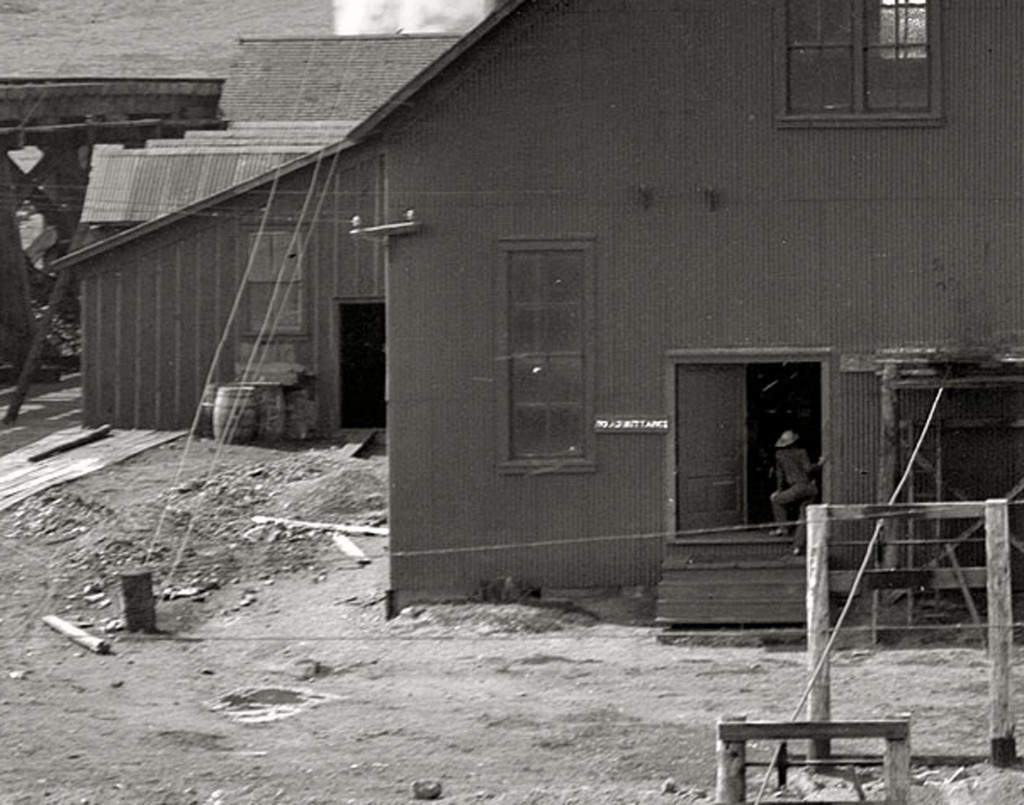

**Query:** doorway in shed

left=339, top=302, right=386, bottom=428
left=674, top=361, right=822, bottom=533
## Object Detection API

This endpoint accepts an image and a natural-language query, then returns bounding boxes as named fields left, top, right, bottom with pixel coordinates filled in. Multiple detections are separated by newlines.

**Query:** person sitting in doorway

left=768, top=430, right=824, bottom=551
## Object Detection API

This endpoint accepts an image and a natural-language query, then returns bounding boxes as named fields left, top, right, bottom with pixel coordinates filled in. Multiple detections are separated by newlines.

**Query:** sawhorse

left=715, top=717, right=911, bottom=804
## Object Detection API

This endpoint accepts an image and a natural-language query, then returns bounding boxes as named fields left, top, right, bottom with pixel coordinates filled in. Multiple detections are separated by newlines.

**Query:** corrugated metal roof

left=81, top=143, right=313, bottom=223
left=220, top=35, right=459, bottom=123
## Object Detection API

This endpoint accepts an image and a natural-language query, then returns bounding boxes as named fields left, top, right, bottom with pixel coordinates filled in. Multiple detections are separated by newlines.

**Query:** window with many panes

left=498, top=240, right=593, bottom=469
left=780, top=0, right=940, bottom=123
left=245, top=231, right=304, bottom=335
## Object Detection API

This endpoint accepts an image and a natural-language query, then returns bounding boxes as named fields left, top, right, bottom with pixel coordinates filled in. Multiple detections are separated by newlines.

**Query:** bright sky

left=333, top=0, right=492, bottom=34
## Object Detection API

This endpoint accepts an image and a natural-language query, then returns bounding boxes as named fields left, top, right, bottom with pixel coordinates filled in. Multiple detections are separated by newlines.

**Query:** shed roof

left=80, top=122, right=358, bottom=223
left=61, top=144, right=353, bottom=271
left=220, top=35, right=459, bottom=123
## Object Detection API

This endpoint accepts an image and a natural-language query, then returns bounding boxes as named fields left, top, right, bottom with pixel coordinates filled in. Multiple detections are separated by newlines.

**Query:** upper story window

left=497, top=239, right=595, bottom=471
left=780, top=0, right=941, bottom=125
left=245, top=231, right=305, bottom=336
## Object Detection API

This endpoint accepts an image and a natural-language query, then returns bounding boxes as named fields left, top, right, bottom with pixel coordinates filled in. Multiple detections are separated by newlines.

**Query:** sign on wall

left=594, top=416, right=670, bottom=433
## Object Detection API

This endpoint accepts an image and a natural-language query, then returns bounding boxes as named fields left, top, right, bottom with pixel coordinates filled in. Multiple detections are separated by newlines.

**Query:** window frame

left=243, top=229, right=307, bottom=338
left=775, top=0, right=943, bottom=127
left=496, top=237, right=597, bottom=474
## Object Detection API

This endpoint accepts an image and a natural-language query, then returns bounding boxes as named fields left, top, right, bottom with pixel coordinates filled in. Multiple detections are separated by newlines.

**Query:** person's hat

left=775, top=430, right=799, bottom=448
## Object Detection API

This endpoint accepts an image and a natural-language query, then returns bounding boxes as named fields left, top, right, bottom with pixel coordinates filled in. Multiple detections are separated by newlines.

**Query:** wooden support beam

left=825, top=502, right=986, bottom=521
left=806, top=504, right=830, bottom=761
left=985, top=499, right=1016, bottom=767
left=718, top=719, right=910, bottom=743
left=829, top=567, right=987, bottom=594
left=942, top=544, right=982, bottom=626
left=0, top=151, right=33, bottom=369
left=3, top=265, right=79, bottom=424
left=877, top=364, right=899, bottom=571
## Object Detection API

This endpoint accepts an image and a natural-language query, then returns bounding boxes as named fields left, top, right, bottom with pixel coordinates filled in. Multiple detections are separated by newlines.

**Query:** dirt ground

left=2, top=436, right=1024, bottom=805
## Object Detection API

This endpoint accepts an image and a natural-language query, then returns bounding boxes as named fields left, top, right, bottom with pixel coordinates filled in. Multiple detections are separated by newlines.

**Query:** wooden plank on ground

left=337, top=429, right=376, bottom=459
left=0, top=429, right=185, bottom=512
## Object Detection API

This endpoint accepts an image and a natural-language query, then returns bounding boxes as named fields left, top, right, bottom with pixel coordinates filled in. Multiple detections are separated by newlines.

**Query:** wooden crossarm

left=718, top=718, right=910, bottom=743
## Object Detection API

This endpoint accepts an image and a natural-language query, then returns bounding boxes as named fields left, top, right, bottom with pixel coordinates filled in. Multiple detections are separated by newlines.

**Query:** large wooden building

left=338, top=0, right=1024, bottom=618
left=56, top=2, right=1024, bottom=624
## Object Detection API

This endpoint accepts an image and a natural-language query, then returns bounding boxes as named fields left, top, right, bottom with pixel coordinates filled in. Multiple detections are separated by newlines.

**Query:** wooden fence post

left=715, top=715, right=747, bottom=804
left=885, top=713, right=912, bottom=805
left=985, top=499, right=1016, bottom=767
left=120, top=569, right=157, bottom=633
left=806, top=503, right=831, bottom=761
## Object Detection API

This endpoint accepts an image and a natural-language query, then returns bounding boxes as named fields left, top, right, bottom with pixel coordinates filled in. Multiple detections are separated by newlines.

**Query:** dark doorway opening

left=745, top=362, right=822, bottom=525
left=674, top=360, right=822, bottom=532
left=339, top=302, right=386, bottom=428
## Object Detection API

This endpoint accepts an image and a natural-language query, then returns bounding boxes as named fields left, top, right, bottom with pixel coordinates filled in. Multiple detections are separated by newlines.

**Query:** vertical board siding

left=381, top=0, right=1024, bottom=601
left=79, top=149, right=382, bottom=433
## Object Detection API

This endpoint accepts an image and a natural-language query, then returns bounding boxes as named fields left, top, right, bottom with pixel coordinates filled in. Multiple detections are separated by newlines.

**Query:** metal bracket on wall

left=349, top=211, right=422, bottom=240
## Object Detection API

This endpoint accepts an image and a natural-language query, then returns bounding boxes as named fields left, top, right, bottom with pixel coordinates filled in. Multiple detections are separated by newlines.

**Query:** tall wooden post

left=985, top=499, right=1016, bottom=767
left=878, top=363, right=904, bottom=567
left=806, top=503, right=831, bottom=760
left=0, top=149, right=34, bottom=370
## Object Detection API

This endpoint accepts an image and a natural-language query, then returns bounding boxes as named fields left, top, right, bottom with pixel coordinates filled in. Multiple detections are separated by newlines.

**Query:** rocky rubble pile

left=6, top=446, right=388, bottom=616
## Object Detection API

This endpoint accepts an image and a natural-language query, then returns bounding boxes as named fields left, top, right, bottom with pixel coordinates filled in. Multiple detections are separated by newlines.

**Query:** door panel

left=676, top=365, right=746, bottom=531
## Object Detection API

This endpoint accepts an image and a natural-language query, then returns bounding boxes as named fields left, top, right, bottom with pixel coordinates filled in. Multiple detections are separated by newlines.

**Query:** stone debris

left=411, top=780, right=443, bottom=800
left=5, top=448, right=387, bottom=614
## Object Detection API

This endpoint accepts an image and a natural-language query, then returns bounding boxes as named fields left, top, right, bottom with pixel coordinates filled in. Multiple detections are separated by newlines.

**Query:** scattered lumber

left=0, top=428, right=186, bottom=513
left=42, top=614, right=112, bottom=655
left=28, top=424, right=112, bottom=462
left=332, top=533, right=371, bottom=565
left=250, top=514, right=386, bottom=536
left=250, top=515, right=374, bottom=563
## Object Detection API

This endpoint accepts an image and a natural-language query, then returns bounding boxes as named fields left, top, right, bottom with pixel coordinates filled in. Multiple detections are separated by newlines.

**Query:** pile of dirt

left=1, top=442, right=388, bottom=622
left=389, top=601, right=598, bottom=635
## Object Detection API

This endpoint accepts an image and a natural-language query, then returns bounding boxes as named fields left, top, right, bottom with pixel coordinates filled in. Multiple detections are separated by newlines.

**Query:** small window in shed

left=245, top=231, right=304, bottom=335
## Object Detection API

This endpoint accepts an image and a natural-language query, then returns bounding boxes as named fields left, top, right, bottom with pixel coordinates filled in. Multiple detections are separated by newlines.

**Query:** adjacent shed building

left=340, top=0, right=1024, bottom=619
left=55, top=35, right=457, bottom=438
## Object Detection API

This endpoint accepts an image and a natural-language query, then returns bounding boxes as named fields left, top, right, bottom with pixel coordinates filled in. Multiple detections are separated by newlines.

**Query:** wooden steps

left=656, top=532, right=807, bottom=626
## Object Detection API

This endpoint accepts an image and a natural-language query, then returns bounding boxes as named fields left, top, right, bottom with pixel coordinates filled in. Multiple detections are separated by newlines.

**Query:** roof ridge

left=236, top=34, right=461, bottom=44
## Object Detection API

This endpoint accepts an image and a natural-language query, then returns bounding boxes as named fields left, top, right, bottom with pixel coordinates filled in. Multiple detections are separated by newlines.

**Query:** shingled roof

left=79, top=35, right=459, bottom=226
left=220, top=34, right=459, bottom=122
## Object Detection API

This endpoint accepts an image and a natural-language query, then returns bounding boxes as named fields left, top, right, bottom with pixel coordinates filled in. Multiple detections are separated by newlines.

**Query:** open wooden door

left=675, top=364, right=746, bottom=532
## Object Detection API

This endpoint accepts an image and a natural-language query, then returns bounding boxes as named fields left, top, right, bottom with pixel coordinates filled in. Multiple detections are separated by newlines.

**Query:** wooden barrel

left=195, top=384, right=217, bottom=438
left=251, top=383, right=285, bottom=442
left=212, top=384, right=256, bottom=443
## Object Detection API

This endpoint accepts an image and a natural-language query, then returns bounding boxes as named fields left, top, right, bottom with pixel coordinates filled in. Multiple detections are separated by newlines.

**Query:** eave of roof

left=345, top=0, right=531, bottom=143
